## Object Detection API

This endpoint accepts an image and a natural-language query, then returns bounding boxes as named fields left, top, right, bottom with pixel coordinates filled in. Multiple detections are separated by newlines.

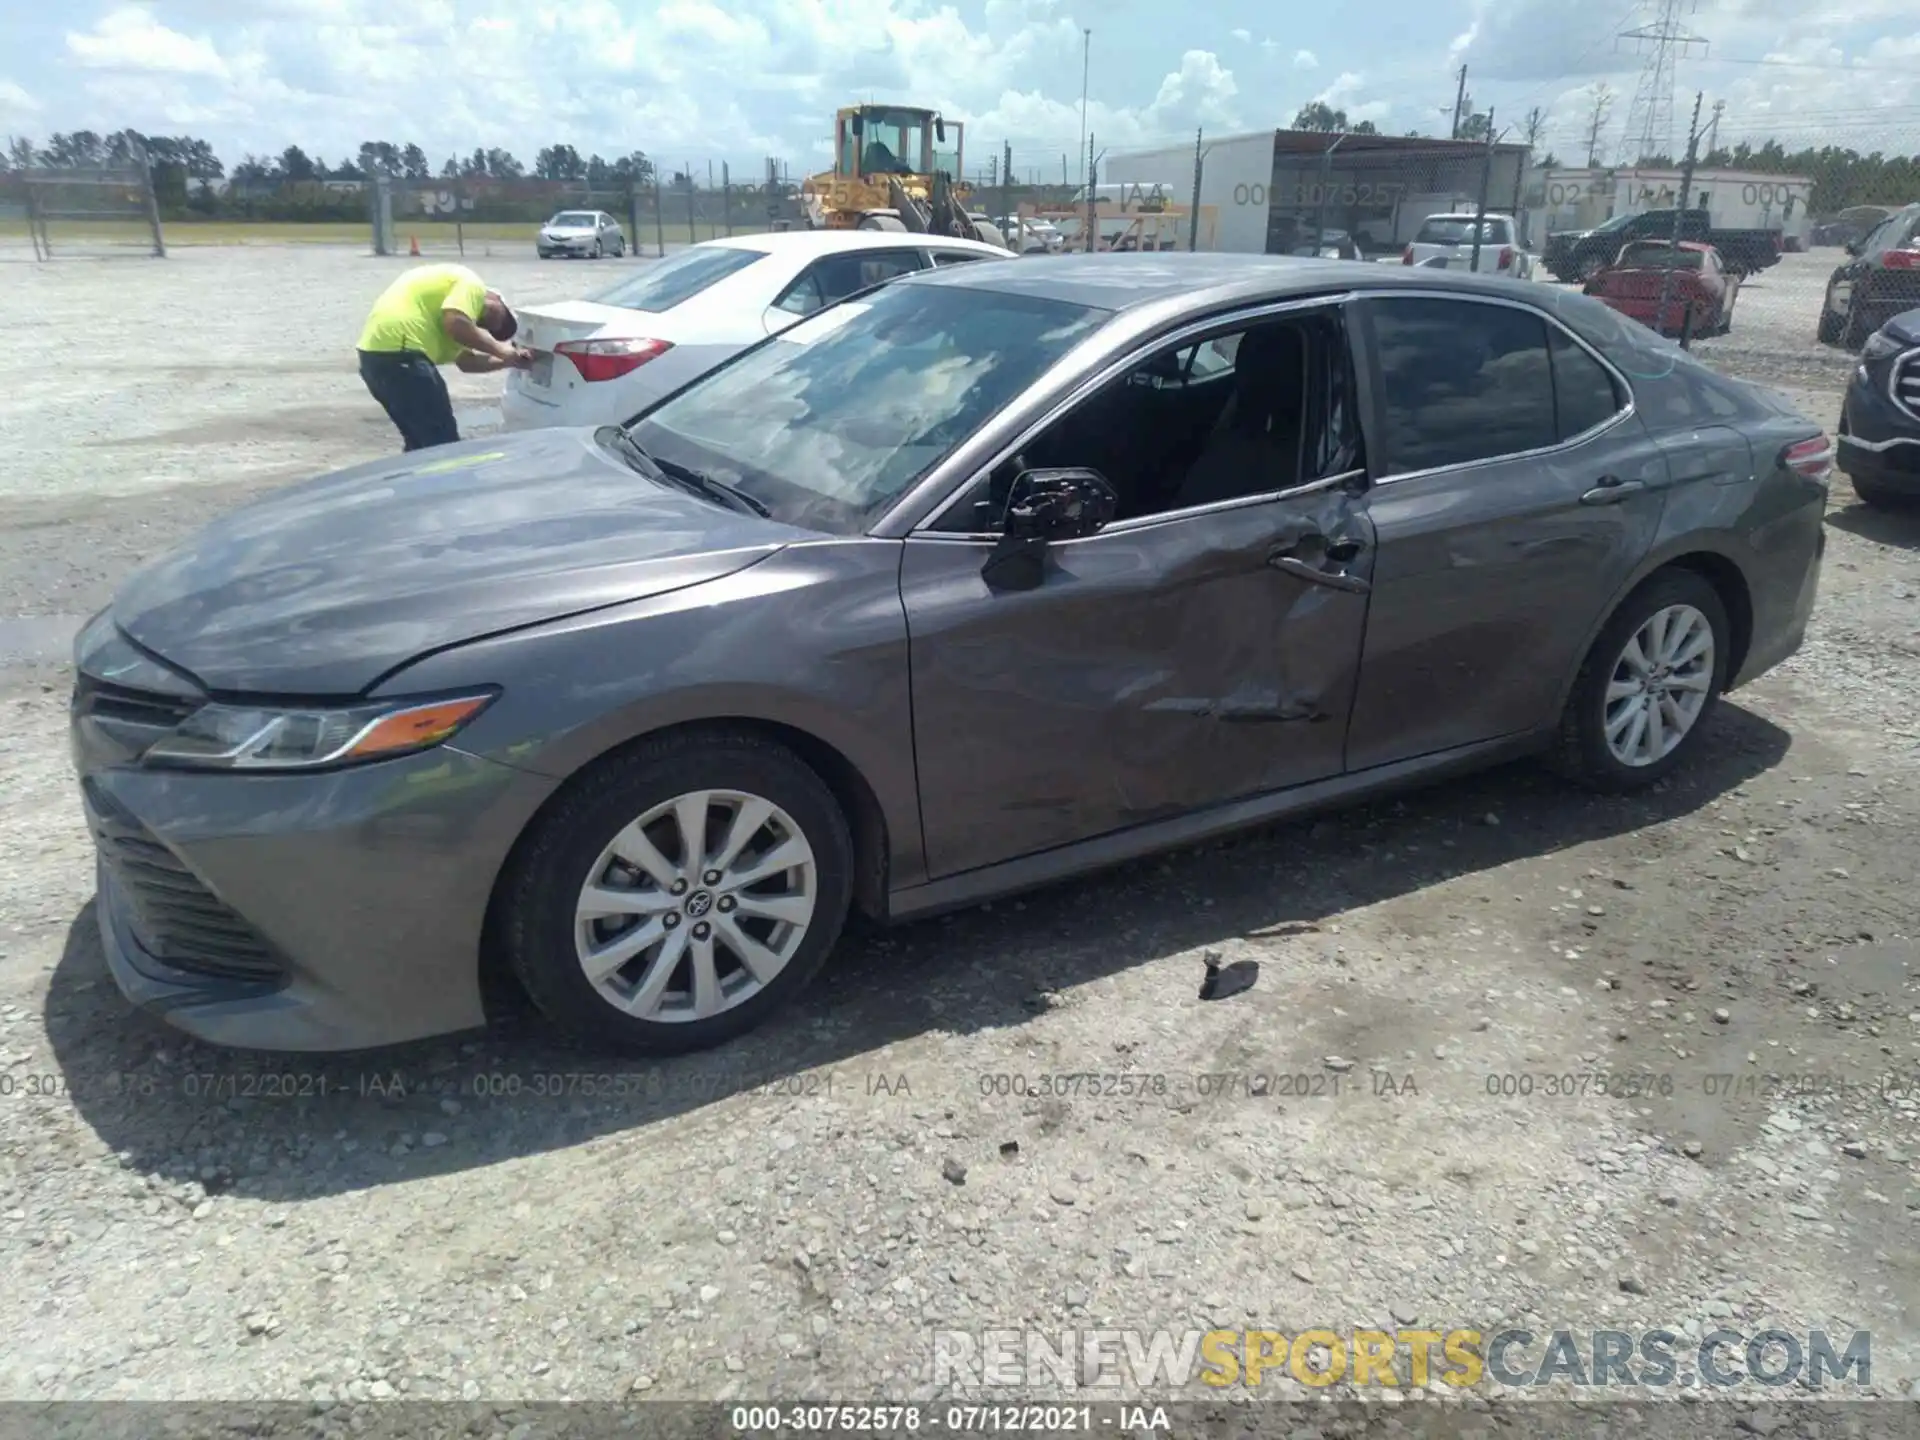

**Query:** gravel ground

left=0, top=247, right=1916, bottom=1419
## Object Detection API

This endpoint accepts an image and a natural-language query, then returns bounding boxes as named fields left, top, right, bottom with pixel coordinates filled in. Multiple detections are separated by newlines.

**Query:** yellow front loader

left=800, top=104, right=1005, bottom=247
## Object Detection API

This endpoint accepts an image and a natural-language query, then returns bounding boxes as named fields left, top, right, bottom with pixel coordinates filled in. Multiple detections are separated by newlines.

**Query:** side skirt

left=882, top=731, right=1546, bottom=923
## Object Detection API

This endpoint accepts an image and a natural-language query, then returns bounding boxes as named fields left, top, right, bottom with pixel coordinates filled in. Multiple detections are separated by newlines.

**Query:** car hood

left=111, top=430, right=805, bottom=696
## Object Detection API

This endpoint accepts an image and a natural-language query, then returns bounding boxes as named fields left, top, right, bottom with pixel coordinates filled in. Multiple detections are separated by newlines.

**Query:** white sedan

left=501, top=229, right=1012, bottom=431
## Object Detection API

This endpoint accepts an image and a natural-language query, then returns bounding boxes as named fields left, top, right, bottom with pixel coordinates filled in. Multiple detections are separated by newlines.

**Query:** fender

left=1547, top=529, right=1758, bottom=716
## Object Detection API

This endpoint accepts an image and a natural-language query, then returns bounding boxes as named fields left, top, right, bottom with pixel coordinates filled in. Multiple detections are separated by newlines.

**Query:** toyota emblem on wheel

left=685, top=890, right=714, bottom=918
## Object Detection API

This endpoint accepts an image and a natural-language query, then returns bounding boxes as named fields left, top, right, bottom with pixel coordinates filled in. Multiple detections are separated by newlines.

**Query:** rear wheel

left=498, top=730, right=855, bottom=1054
left=1547, top=570, right=1730, bottom=792
left=1851, top=475, right=1919, bottom=510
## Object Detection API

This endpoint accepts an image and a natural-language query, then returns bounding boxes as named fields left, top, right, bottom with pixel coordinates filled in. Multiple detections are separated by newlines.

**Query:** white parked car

left=502, top=230, right=1012, bottom=432
left=1400, top=213, right=1535, bottom=278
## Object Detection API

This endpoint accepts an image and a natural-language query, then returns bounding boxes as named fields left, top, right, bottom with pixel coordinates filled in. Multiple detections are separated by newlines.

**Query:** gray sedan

left=70, top=255, right=1832, bottom=1055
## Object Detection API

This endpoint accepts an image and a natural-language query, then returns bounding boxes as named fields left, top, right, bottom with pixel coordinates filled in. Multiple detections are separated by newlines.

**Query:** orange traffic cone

left=408, top=235, right=420, bottom=257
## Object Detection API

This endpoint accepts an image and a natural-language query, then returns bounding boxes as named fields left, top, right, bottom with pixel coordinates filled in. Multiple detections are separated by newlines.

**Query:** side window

left=931, top=250, right=990, bottom=267
left=1548, top=326, right=1624, bottom=441
left=1363, top=298, right=1557, bottom=475
left=773, top=250, right=922, bottom=316
left=933, top=311, right=1347, bottom=532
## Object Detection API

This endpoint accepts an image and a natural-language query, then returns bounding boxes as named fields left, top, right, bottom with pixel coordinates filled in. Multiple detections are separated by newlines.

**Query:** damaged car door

left=899, top=301, right=1377, bottom=880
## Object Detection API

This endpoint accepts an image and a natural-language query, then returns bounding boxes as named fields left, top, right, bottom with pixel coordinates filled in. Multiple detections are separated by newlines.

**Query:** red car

left=1582, top=240, right=1739, bottom=338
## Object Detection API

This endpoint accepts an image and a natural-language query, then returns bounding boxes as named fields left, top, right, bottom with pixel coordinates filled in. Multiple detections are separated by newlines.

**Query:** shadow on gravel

left=1826, top=497, right=1920, bottom=551
left=44, top=704, right=1791, bottom=1201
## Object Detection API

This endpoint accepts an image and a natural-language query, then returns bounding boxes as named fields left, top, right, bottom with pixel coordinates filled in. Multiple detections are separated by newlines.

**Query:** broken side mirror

left=981, top=468, right=1118, bottom=591
left=935, top=117, right=947, bottom=144
left=1004, top=468, right=1117, bottom=542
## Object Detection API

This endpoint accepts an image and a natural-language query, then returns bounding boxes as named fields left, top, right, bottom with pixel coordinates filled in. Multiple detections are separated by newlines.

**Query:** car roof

left=698, top=229, right=1007, bottom=259
left=900, top=251, right=1544, bottom=313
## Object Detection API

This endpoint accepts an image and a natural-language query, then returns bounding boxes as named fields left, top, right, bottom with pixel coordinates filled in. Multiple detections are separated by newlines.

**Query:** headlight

left=1860, top=330, right=1903, bottom=362
left=144, top=692, right=497, bottom=771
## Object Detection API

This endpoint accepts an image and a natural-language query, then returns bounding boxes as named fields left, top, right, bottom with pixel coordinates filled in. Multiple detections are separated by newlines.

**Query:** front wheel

left=1576, top=255, right=1605, bottom=283
left=1816, top=306, right=1843, bottom=345
left=497, top=730, right=856, bottom=1054
left=589, top=240, right=603, bottom=259
left=1547, top=570, right=1730, bottom=792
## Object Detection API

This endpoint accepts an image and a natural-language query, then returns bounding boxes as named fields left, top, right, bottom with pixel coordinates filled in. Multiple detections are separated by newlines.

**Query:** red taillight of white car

left=1401, top=246, right=1415, bottom=265
left=554, top=337, right=672, bottom=382
left=1884, top=246, right=1920, bottom=270
left=1497, top=246, right=1514, bottom=269
left=1782, top=435, right=1834, bottom=483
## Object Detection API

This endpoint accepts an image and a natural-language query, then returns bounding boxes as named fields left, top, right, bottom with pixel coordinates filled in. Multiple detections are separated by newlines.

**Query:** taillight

left=1884, top=247, right=1920, bottom=270
left=1401, top=246, right=1414, bottom=265
left=554, top=337, right=672, bottom=381
left=1782, top=435, right=1834, bottom=483
left=1497, top=246, right=1514, bottom=269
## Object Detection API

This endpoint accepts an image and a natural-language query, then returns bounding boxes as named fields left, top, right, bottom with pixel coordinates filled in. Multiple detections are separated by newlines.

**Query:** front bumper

left=1839, top=368, right=1920, bottom=494
left=78, top=746, right=559, bottom=1052
left=538, top=236, right=600, bottom=256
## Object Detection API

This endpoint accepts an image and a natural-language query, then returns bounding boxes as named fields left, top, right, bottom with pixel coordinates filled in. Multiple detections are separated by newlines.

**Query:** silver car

left=538, top=209, right=627, bottom=260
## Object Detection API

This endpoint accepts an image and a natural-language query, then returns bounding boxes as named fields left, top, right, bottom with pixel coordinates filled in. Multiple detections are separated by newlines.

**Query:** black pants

left=358, top=348, right=458, bottom=451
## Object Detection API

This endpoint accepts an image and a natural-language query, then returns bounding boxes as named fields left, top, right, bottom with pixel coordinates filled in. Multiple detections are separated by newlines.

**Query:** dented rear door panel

left=899, top=481, right=1374, bottom=881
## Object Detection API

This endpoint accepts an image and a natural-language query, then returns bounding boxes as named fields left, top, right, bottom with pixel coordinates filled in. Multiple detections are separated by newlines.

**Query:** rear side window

left=589, top=246, right=764, bottom=313
left=1364, top=297, right=1557, bottom=474
left=931, top=250, right=991, bottom=266
left=1549, top=327, right=1625, bottom=439
left=774, top=250, right=923, bottom=317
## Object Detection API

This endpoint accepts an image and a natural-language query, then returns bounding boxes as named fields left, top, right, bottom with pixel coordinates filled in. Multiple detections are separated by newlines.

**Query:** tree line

left=8, top=124, right=1918, bottom=218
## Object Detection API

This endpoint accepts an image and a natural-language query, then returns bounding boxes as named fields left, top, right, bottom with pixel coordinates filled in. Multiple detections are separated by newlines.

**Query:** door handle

left=1268, top=555, right=1371, bottom=593
left=1580, top=476, right=1647, bottom=505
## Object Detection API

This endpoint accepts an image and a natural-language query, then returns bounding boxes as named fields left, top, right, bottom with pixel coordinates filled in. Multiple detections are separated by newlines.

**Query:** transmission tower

left=1616, top=0, right=1707, bottom=164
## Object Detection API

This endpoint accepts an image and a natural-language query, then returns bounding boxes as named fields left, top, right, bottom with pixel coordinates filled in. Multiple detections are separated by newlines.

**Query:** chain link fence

left=0, top=164, right=164, bottom=261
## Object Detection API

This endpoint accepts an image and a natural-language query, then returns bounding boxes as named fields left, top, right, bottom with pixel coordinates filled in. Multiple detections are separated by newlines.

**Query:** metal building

left=1103, top=129, right=1533, bottom=257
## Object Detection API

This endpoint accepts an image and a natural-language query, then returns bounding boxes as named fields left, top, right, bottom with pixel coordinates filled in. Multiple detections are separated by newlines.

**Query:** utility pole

left=1469, top=107, right=1495, bottom=272
left=1584, top=83, right=1615, bottom=168
left=1450, top=64, right=1469, bottom=140
left=1657, top=91, right=1705, bottom=346
left=1002, top=139, right=1013, bottom=232
left=1188, top=127, right=1205, bottom=251
left=1079, top=28, right=1092, bottom=196
left=1703, top=99, right=1725, bottom=157
left=1084, top=133, right=1098, bottom=252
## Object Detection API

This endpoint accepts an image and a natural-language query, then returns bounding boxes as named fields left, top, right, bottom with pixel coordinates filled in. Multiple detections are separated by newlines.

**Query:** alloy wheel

left=572, top=789, right=817, bottom=1022
left=1603, top=603, right=1715, bottom=767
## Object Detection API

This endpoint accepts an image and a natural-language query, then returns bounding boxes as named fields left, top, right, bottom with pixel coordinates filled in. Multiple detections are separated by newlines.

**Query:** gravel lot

left=1, top=247, right=1916, bottom=1421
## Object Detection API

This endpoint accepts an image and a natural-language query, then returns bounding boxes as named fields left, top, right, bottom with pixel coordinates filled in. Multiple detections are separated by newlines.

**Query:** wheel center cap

left=685, top=890, right=714, bottom=919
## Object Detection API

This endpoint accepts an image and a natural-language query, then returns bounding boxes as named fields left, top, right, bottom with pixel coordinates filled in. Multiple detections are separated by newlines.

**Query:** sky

left=1, top=0, right=1917, bottom=179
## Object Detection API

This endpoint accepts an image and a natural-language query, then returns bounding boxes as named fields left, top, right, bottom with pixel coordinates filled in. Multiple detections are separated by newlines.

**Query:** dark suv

left=1817, top=203, right=1920, bottom=350
left=1837, top=307, right=1920, bottom=507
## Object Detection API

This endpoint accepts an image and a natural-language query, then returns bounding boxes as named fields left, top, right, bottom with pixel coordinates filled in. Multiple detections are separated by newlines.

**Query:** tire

left=1842, top=305, right=1874, bottom=350
left=1547, top=569, right=1731, bottom=793
left=590, top=240, right=602, bottom=259
left=1576, top=254, right=1605, bottom=283
left=1851, top=475, right=1919, bottom=510
left=497, top=729, right=856, bottom=1054
left=1816, top=305, right=1842, bottom=345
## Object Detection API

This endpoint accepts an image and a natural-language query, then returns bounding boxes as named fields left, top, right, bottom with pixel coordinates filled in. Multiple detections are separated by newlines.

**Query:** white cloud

left=67, top=6, right=230, bottom=79
left=0, top=79, right=41, bottom=116
left=1230, top=28, right=1251, bottom=43
left=1294, top=49, right=1320, bottom=70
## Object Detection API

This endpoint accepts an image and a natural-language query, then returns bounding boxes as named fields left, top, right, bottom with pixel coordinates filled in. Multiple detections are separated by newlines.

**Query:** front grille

left=88, top=789, right=284, bottom=984
left=1894, top=352, right=1920, bottom=422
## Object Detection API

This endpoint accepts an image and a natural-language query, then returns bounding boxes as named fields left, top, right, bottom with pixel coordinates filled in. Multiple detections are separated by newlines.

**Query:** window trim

left=914, top=294, right=1358, bottom=536
left=1349, top=290, right=1636, bottom=487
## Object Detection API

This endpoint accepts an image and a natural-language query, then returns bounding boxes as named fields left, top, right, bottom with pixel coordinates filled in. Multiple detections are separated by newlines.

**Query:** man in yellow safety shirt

left=355, top=263, right=532, bottom=451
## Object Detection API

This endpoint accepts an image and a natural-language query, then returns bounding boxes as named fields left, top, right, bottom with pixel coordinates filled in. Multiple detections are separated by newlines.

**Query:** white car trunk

left=513, top=302, right=672, bottom=395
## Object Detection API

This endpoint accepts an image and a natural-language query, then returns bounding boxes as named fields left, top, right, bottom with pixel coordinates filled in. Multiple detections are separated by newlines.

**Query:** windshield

left=1416, top=218, right=1506, bottom=245
left=589, top=245, right=764, bottom=313
left=1592, top=212, right=1635, bottom=233
left=630, top=280, right=1109, bottom=535
left=550, top=212, right=597, bottom=227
